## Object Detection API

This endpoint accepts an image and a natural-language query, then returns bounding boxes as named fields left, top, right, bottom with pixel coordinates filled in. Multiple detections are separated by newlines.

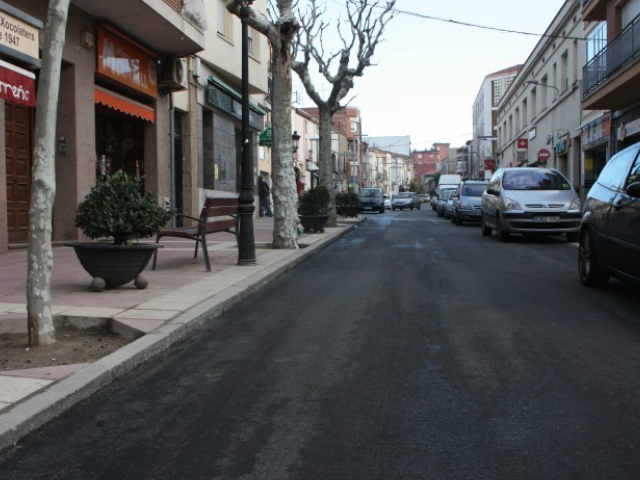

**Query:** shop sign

left=97, top=26, right=158, bottom=97
left=538, top=148, right=551, bottom=166
left=555, top=136, right=569, bottom=156
left=259, top=126, right=272, bottom=147
left=0, top=7, right=41, bottom=64
left=582, top=113, right=611, bottom=146
left=517, top=138, right=528, bottom=149
left=0, top=59, right=35, bottom=106
left=484, top=158, right=496, bottom=171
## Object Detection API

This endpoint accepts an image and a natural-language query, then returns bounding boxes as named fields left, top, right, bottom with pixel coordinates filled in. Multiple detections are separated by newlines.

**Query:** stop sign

left=538, top=148, right=551, bottom=165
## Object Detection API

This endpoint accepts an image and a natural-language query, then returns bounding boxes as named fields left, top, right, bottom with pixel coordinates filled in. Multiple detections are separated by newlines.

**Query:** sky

left=292, top=0, right=567, bottom=151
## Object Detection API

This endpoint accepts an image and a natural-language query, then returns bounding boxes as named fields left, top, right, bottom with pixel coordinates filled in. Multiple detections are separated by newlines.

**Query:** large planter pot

left=65, top=242, right=163, bottom=291
left=337, top=206, right=360, bottom=218
left=298, top=215, right=329, bottom=233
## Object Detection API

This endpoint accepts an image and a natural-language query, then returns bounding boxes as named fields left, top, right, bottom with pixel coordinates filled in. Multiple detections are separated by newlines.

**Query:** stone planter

left=298, top=215, right=329, bottom=233
left=65, top=242, right=163, bottom=291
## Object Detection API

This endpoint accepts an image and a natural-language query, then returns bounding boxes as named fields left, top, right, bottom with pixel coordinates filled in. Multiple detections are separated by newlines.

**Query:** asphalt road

left=2, top=208, right=640, bottom=479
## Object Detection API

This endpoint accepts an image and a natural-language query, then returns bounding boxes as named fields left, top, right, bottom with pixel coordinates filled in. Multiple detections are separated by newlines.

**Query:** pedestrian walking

left=294, top=166, right=304, bottom=197
left=258, top=176, right=273, bottom=217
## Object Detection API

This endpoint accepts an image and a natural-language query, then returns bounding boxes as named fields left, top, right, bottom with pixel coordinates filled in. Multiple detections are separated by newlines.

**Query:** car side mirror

left=626, top=182, right=640, bottom=198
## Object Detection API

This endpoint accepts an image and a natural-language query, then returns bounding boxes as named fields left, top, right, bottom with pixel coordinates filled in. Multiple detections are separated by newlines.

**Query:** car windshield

left=461, top=184, right=486, bottom=196
left=502, top=170, right=571, bottom=190
left=396, top=192, right=412, bottom=198
left=441, top=191, right=453, bottom=199
left=358, top=189, right=380, bottom=198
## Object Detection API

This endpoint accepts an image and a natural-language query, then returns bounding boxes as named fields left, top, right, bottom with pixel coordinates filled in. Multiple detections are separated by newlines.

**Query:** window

left=531, top=89, right=537, bottom=118
left=522, top=98, right=528, bottom=126
left=492, top=80, right=502, bottom=107
left=350, top=119, right=358, bottom=133
left=561, top=51, right=568, bottom=90
left=217, top=0, right=226, bottom=36
left=504, top=76, right=514, bottom=93
left=586, top=22, right=607, bottom=63
left=597, top=147, right=638, bottom=191
left=515, top=107, right=520, bottom=133
left=247, top=27, right=254, bottom=56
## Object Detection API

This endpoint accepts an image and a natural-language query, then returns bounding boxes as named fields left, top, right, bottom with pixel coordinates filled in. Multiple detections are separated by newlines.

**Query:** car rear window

left=461, top=185, right=485, bottom=196
left=502, top=171, right=571, bottom=190
left=358, top=189, right=380, bottom=198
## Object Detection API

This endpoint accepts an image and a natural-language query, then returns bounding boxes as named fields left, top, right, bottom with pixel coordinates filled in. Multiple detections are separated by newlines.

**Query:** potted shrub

left=298, top=185, right=331, bottom=233
left=335, top=191, right=360, bottom=217
left=66, top=171, right=174, bottom=291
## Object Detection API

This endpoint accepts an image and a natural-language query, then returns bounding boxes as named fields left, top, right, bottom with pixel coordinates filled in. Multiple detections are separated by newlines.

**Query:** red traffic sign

left=538, top=148, right=551, bottom=165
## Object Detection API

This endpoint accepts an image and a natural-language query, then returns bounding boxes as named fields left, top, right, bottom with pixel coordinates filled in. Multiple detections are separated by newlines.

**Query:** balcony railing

left=583, top=13, right=640, bottom=97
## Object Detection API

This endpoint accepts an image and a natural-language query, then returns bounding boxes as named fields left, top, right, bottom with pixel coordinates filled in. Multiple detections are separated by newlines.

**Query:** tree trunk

left=27, top=0, right=70, bottom=346
left=270, top=50, right=299, bottom=249
left=317, top=107, right=337, bottom=227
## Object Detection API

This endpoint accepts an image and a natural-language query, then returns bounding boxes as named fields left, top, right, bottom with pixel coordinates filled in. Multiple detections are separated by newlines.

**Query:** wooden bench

left=152, top=197, right=239, bottom=272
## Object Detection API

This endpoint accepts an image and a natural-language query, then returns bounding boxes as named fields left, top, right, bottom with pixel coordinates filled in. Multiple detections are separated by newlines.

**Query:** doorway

left=5, top=103, right=33, bottom=244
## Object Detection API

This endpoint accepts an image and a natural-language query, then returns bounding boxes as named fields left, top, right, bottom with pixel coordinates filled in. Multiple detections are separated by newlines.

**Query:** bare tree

left=292, top=0, right=396, bottom=226
left=226, top=0, right=300, bottom=249
left=26, top=0, right=71, bottom=346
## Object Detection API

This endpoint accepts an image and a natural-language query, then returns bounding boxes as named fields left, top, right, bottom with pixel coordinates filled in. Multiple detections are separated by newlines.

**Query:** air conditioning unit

left=160, top=56, right=188, bottom=91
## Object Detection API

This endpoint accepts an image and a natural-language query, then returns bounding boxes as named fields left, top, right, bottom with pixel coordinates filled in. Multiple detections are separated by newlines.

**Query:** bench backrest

left=198, top=197, right=239, bottom=234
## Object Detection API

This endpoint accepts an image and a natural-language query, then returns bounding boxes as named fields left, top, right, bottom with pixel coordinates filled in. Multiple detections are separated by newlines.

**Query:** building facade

left=495, top=0, right=584, bottom=190
left=471, top=65, right=521, bottom=180
left=1, top=0, right=205, bottom=254
left=582, top=0, right=640, bottom=186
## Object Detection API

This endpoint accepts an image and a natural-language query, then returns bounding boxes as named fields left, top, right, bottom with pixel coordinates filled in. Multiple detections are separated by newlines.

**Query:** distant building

left=471, top=65, right=521, bottom=180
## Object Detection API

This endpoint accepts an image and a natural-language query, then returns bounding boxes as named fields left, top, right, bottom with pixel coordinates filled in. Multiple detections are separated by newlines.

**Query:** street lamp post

left=237, top=1, right=256, bottom=265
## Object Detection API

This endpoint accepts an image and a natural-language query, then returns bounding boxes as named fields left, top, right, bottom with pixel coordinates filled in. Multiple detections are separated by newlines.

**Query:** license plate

left=364, top=206, right=373, bottom=210
left=534, top=216, right=560, bottom=223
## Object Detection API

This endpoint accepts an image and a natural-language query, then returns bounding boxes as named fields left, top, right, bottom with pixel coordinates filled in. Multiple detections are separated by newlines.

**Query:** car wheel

left=578, top=229, right=610, bottom=287
left=410, top=206, right=414, bottom=210
left=392, top=207, right=395, bottom=211
left=481, top=215, right=491, bottom=236
left=450, top=214, right=455, bottom=224
left=379, top=207, right=384, bottom=214
left=418, top=204, right=421, bottom=210
left=455, top=213, right=463, bottom=226
left=566, top=232, right=579, bottom=242
left=496, top=215, right=510, bottom=242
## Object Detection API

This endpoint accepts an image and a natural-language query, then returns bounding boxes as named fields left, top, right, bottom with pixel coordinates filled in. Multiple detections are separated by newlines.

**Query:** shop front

left=0, top=4, right=41, bottom=249
left=94, top=25, right=158, bottom=186
left=581, top=113, right=611, bottom=202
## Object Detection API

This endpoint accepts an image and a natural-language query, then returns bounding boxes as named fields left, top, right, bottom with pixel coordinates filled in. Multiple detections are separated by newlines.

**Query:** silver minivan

left=481, top=167, right=581, bottom=242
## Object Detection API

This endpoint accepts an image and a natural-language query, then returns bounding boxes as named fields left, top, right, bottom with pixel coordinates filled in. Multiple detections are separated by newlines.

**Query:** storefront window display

left=95, top=104, right=144, bottom=182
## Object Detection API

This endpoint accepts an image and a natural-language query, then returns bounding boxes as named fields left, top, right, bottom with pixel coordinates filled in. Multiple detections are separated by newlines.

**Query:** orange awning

left=94, top=86, right=155, bottom=123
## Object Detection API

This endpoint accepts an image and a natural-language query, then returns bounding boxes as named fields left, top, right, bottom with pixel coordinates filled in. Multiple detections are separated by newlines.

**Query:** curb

left=0, top=220, right=360, bottom=453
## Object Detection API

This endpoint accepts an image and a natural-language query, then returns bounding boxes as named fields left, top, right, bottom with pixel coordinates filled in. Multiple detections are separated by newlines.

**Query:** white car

left=383, top=194, right=391, bottom=210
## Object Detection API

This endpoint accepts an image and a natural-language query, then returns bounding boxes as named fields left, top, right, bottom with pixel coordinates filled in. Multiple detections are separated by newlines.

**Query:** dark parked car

left=579, top=142, right=640, bottom=287
left=436, top=189, right=455, bottom=217
left=451, top=180, right=487, bottom=225
left=358, top=187, right=385, bottom=213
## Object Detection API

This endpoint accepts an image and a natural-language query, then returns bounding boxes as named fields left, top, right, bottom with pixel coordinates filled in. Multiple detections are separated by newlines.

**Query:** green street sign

left=259, top=126, right=272, bottom=147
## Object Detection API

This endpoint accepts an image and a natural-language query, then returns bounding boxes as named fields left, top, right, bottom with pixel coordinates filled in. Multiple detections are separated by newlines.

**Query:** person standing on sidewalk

left=258, top=176, right=273, bottom=217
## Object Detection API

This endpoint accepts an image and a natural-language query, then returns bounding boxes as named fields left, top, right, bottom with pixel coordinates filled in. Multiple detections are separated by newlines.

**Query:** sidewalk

left=0, top=215, right=364, bottom=452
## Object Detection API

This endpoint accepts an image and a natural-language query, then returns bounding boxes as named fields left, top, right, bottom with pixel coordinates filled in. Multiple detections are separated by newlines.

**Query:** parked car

left=579, top=142, right=640, bottom=287
left=436, top=189, right=456, bottom=217
left=480, top=167, right=581, bottom=242
left=357, top=187, right=385, bottom=213
left=392, top=191, right=421, bottom=210
left=383, top=194, right=391, bottom=210
left=444, top=194, right=455, bottom=219
left=451, top=180, right=487, bottom=225
left=430, top=194, right=439, bottom=210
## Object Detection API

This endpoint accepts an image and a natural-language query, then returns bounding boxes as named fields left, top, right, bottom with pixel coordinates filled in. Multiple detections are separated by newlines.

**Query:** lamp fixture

left=292, top=130, right=301, bottom=153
